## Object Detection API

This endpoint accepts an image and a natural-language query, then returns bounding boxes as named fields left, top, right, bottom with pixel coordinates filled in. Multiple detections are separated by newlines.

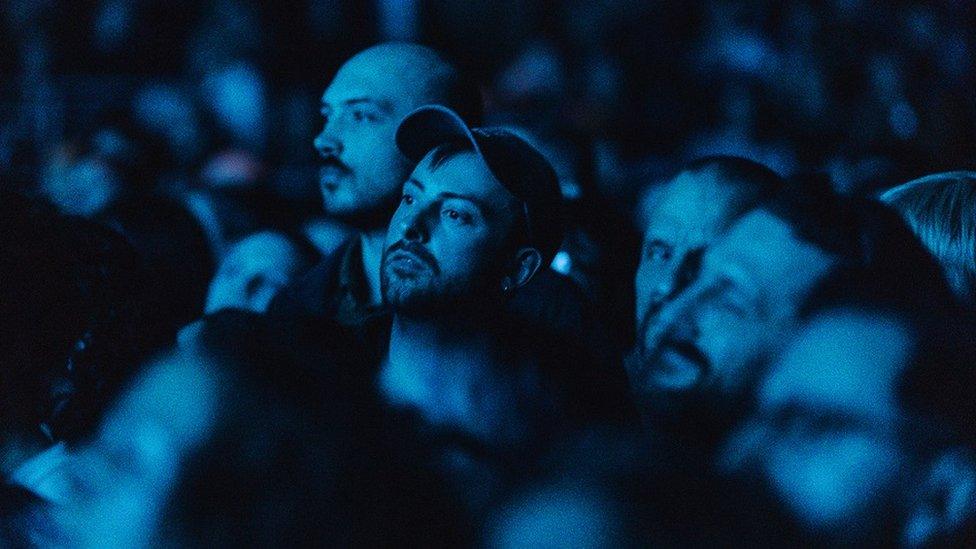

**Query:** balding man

left=269, top=42, right=482, bottom=324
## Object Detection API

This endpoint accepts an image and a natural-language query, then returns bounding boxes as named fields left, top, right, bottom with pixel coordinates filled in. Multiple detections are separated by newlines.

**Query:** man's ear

left=903, top=447, right=976, bottom=547
left=503, top=247, right=543, bottom=292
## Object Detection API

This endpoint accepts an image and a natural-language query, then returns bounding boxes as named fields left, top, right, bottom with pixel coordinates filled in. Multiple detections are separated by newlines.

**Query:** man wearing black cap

left=377, top=106, right=633, bottom=492
left=380, top=105, right=564, bottom=315
left=267, top=42, right=482, bottom=325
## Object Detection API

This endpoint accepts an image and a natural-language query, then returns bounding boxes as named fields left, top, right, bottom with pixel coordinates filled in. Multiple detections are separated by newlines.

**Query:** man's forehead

left=707, top=209, right=836, bottom=289
left=644, top=208, right=725, bottom=247
left=760, top=311, right=913, bottom=421
left=646, top=173, right=741, bottom=234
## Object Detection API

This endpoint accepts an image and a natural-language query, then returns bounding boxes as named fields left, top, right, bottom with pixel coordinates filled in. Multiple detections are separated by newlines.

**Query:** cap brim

left=396, top=105, right=480, bottom=163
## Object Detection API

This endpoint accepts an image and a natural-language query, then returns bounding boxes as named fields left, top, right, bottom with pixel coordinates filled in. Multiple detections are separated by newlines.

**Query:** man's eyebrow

left=343, top=97, right=394, bottom=113
left=772, top=401, right=873, bottom=432
left=439, top=192, right=490, bottom=215
left=407, top=178, right=424, bottom=191
left=319, top=98, right=395, bottom=114
left=645, top=238, right=671, bottom=249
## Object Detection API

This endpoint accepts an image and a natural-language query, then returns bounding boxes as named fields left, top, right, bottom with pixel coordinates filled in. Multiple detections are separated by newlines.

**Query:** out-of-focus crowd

left=2, top=1, right=976, bottom=547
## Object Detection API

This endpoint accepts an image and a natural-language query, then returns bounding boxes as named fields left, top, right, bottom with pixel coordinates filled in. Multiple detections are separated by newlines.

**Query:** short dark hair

left=795, top=217, right=969, bottom=447
left=682, top=155, right=783, bottom=200
left=760, top=173, right=861, bottom=259
left=796, top=199, right=955, bottom=321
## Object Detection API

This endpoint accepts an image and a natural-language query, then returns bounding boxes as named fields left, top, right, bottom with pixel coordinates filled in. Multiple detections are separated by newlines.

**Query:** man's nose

left=399, top=208, right=431, bottom=244
left=646, top=286, right=701, bottom=349
left=656, top=247, right=703, bottom=303
left=314, top=129, right=342, bottom=159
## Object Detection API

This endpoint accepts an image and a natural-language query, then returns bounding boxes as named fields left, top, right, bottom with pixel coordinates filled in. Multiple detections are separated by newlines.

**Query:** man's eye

left=352, top=108, right=379, bottom=123
left=646, top=243, right=672, bottom=262
left=443, top=209, right=471, bottom=224
left=402, top=194, right=414, bottom=205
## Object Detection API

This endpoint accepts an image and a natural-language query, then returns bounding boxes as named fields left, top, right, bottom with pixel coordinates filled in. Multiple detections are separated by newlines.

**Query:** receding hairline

left=647, top=156, right=783, bottom=223
left=330, top=42, right=481, bottom=121
left=679, top=155, right=783, bottom=194
left=338, top=42, right=457, bottom=91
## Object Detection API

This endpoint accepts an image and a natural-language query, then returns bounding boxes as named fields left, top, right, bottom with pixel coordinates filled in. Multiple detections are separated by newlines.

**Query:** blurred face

left=40, top=152, right=122, bottom=218
left=54, top=352, right=220, bottom=546
left=381, top=149, right=519, bottom=314
left=314, top=49, right=439, bottom=224
left=635, top=170, right=745, bottom=330
left=629, top=209, right=836, bottom=405
left=487, top=481, right=630, bottom=549
left=204, top=232, right=306, bottom=314
left=719, top=309, right=918, bottom=542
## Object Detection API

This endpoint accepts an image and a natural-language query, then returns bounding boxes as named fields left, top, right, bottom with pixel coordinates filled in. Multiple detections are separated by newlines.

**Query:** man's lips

left=385, top=242, right=440, bottom=275
left=319, top=161, right=349, bottom=191
left=652, top=338, right=710, bottom=389
left=386, top=251, right=433, bottom=274
left=629, top=337, right=709, bottom=392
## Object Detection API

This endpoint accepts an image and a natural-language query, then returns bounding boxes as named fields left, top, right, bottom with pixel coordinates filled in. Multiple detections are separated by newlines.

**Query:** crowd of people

left=2, top=1, right=976, bottom=547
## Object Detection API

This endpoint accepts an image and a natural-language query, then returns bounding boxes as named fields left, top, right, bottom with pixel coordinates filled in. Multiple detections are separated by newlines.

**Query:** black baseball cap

left=395, top=104, right=565, bottom=265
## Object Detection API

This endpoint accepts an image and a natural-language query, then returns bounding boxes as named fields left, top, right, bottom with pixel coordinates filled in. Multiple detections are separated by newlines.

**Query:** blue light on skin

left=487, top=481, right=628, bottom=549
left=40, top=155, right=122, bottom=218
left=314, top=43, right=464, bottom=307
left=52, top=352, right=221, bottom=547
left=201, top=61, right=268, bottom=150
left=633, top=209, right=836, bottom=396
left=634, top=169, right=747, bottom=330
left=381, top=150, right=521, bottom=310
left=204, top=231, right=307, bottom=315
left=719, top=309, right=916, bottom=536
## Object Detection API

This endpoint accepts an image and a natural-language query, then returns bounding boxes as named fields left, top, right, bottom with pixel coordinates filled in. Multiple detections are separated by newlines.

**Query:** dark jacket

left=268, top=237, right=619, bottom=360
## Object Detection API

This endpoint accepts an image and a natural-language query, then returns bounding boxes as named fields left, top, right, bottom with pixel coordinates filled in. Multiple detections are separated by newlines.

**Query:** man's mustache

left=320, top=155, right=351, bottom=173
left=386, top=240, right=440, bottom=274
left=629, top=310, right=710, bottom=386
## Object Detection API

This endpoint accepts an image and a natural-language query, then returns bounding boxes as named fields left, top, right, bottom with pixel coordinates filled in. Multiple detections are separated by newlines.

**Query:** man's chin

left=384, top=285, right=435, bottom=315
left=625, top=347, right=703, bottom=397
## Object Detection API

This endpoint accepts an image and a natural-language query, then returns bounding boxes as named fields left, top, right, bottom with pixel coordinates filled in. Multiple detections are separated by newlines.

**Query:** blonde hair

left=881, top=171, right=976, bottom=304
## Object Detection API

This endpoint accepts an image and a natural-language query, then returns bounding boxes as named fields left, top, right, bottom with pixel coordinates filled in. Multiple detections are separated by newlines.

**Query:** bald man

left=269, top=42, right=482, bottom=324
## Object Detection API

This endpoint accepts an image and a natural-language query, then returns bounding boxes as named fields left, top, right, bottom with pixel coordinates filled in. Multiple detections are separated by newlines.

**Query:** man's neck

left=388, top=313, right=483, bottom=364
left=358, top=229, right=386, bottom=307
left=381, top=313, right=497, bottom=408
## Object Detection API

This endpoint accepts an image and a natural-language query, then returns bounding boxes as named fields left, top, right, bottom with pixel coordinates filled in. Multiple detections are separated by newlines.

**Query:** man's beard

left=384, top=271, right=502, bottom=319
left=624, top=341, right=753, bottom=457
left=381, top=245, right=507, bottom=319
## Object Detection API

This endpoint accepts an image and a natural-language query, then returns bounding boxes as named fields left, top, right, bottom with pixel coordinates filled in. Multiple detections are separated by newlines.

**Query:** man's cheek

left=702, top=330, right=752, bottom=387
